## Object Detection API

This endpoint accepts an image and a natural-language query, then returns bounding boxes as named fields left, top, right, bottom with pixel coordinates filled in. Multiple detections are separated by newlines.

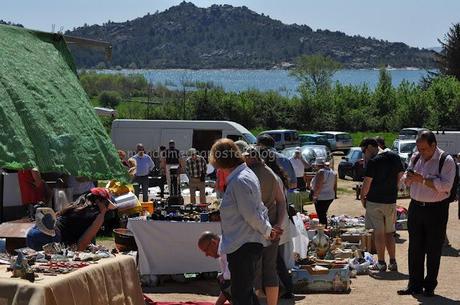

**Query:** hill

left=66, top=2, right=435, bottom=69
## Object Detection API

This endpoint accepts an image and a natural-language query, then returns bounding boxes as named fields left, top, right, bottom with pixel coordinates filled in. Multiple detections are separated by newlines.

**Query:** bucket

left=113, top=228, right=138, bottom=252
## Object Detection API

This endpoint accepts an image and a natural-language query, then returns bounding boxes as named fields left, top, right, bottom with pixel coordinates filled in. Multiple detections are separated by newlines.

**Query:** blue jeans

left=26, top=226, right=61, bottom=251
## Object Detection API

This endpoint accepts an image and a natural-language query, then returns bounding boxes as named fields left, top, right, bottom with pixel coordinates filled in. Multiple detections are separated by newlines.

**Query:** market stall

left=127, top=219, right=221, bottom=275
left=0, top=255, right=144, bottom=305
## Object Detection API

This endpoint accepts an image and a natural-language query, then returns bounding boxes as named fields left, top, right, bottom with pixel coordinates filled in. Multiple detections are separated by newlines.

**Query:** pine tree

left=436, top=23, right=460, bottom=81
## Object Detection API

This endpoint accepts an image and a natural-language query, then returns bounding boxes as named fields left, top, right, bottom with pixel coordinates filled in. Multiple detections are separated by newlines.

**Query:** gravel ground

left=144, top=156, right=460, bottom=305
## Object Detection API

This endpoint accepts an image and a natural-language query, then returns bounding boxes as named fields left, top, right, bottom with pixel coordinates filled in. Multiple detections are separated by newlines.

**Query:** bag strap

left=411, top=153, right=421, bottom=169
left=439, top=152, right=448, bottom=174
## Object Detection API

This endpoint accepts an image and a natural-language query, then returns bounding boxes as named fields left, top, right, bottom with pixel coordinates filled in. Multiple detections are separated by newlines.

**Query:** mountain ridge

left=66, top=2, right=435, bottom=69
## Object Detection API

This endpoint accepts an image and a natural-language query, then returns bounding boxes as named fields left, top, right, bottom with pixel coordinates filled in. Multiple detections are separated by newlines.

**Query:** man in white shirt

left=198, top=231, right=234, bottom=305
left=289, top=147, right=310, bottom=191
left=398, top=131, right=456, bottom=297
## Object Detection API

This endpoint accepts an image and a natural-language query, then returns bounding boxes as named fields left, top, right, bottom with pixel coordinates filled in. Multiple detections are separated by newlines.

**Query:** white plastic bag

left=292, top=213, right=310, bottom=259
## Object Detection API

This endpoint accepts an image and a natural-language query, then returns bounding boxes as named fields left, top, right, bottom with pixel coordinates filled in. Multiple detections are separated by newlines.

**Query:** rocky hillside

left=66, top=2, right=435, bottom=69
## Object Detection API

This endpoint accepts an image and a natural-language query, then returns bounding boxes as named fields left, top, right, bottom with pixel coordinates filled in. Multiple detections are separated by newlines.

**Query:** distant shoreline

left=82, top=67, right=428, bottom=72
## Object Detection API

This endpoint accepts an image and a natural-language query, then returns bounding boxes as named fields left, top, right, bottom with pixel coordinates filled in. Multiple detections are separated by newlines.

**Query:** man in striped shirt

left=185, top=148, right=207, bottom=205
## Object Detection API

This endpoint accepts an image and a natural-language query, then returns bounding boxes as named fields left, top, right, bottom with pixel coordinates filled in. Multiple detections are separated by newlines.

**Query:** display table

left=0, top=221, right=34, bottom=253
left=127, top=219, right=221, bottom=275
left=0, top=255, right=144, bottom=305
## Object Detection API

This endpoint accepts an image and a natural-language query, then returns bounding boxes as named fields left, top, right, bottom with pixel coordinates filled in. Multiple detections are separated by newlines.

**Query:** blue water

left=101, top=69, right=431, bottom=96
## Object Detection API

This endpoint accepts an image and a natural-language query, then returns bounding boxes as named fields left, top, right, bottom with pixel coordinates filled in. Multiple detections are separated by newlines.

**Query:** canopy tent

left=0, top=25, right=127, bottom=181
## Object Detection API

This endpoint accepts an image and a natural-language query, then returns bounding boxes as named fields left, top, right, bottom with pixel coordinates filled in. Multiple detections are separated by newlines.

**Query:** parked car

left=338, top=147, right=365, bottom=181
left=317, top=131, right=353, bottom=153
left=281, top=146, right=317, bottom=165
left=258, top=130, right=300, bottom=151
left=399, top=127, right=429, bottom=140
left=392, top=139, right=416, bottom=167
left=299, top=133, right=331, bottom=149
left=302, top=145, right=334, bottom=169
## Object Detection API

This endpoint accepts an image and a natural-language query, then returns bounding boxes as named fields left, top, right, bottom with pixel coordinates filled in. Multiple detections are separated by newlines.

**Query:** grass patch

left=348, top=131, right=398, bottom=147
left=337, top=186, right=355, bottom=195
left=96, top=235, right=114, bottom=242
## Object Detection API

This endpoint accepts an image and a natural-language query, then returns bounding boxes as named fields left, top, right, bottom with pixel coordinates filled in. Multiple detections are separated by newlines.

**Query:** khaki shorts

left=365, top=201, right=396, bottom=233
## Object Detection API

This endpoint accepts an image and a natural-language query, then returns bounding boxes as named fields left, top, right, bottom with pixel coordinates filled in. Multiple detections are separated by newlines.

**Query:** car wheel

left=338, top=169, right=345, bottom=179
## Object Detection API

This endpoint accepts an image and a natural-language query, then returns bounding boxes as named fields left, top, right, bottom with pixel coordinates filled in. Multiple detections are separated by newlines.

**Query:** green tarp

left=0, top=25, right=127, bottom=181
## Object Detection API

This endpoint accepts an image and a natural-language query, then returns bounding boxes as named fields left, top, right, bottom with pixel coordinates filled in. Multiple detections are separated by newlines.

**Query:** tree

left=436, top=23, right=460, bottom=81
left=98, top=91, right=122, bottom=108
left=373, top=67, right=397, bottom=130
left=290, top=54, right=342, bottom=93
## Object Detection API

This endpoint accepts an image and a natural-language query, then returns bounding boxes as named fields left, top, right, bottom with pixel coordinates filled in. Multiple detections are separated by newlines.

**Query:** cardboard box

left=292, top=264, right=351, bottom=293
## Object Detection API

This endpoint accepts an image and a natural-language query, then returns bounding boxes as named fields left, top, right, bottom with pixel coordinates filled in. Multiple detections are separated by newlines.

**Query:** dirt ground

left=144, top=155, right=460, bottom=305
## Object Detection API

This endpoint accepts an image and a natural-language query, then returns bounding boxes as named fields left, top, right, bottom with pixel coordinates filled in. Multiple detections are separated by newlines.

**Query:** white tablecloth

left=127, top=219, right=221, bottom=275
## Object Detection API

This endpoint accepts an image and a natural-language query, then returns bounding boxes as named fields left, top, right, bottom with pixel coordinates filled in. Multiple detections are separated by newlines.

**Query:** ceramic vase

left=312, top=224, right=330, bottom=259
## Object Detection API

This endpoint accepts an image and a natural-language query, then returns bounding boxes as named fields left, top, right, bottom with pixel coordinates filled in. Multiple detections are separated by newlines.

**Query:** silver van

left=399, top=128, right=429, bottom=140
left=258, top=130, right=300, bottom=151
left=317, top=131, right=353, bottom=153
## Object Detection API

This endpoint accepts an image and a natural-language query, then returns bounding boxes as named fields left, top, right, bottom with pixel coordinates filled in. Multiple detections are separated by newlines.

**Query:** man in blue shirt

left=132, top=143, right=154, bottom=201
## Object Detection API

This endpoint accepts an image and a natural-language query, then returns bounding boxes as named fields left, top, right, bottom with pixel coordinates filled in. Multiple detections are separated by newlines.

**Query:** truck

left=434, top=131, right=460, bottom=155
left=111, top=119, right=256, bottom=155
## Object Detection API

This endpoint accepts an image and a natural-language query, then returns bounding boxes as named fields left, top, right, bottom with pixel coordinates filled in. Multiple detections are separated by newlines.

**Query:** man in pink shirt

left=398, top=131, right=456, bottom=297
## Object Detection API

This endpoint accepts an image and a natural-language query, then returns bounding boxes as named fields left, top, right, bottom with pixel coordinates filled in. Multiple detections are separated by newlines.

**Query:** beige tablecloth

left=0, top=255, right=144, bottom=305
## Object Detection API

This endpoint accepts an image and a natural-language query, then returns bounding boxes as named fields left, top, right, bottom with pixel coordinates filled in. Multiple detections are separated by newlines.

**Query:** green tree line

left=81, top=70, right=460, bottom=133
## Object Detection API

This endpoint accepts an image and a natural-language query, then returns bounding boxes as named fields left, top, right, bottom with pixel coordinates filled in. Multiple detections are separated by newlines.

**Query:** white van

left=434, top=131, right=460, bottom=155
left=111, top=119, right=256, bottom=154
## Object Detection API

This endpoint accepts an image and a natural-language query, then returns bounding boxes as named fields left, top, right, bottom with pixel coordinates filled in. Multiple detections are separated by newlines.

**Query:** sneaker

left=369, top=262, right=387, bottom=272
left=388, top=262, right=398, bottom=272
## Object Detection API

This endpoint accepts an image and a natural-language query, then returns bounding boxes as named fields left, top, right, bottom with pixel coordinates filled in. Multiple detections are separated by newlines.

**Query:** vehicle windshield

left=400, top=142, right=416, bottom=153
left=336, top=134, right=352, bottom=141
left=346, top=149, right=361, bottom=159
left=302, top=149, right=316, bottom=163
left=312, top=147, right=326, bottom=157
left=299, top=135, right=313, bottom=142
left=399, top=129, right=418, bottom=139
left=243, top=133, right=257, bottom=144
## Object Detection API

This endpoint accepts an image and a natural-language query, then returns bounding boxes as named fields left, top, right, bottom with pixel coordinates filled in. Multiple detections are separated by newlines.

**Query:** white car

left=392, top=139, right=416, bottom=166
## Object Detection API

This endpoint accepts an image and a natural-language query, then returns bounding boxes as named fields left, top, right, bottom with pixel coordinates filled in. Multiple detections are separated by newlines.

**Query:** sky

left=2, top=0, right=459, bottom=48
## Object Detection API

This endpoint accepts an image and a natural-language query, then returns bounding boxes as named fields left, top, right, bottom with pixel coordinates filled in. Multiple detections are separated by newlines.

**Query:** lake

left=100, top=68, right=431, bottom=95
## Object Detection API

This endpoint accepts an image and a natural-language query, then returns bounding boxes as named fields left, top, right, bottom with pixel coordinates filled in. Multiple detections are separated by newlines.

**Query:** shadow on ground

left=442, top=245, right=460, bottom=257
left=414, top=294, right=460, bottom=305
left=143, top=278, right=221, bottom=297
left=368, top=271, right=409, bottom=281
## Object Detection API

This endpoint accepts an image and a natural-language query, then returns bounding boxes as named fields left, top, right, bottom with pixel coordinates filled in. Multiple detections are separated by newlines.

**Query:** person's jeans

left=296, top=177, right=306, bottom=191
left=227, top=243, right=263, bottom=305
left=132, top=175, right=149, bottom=201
